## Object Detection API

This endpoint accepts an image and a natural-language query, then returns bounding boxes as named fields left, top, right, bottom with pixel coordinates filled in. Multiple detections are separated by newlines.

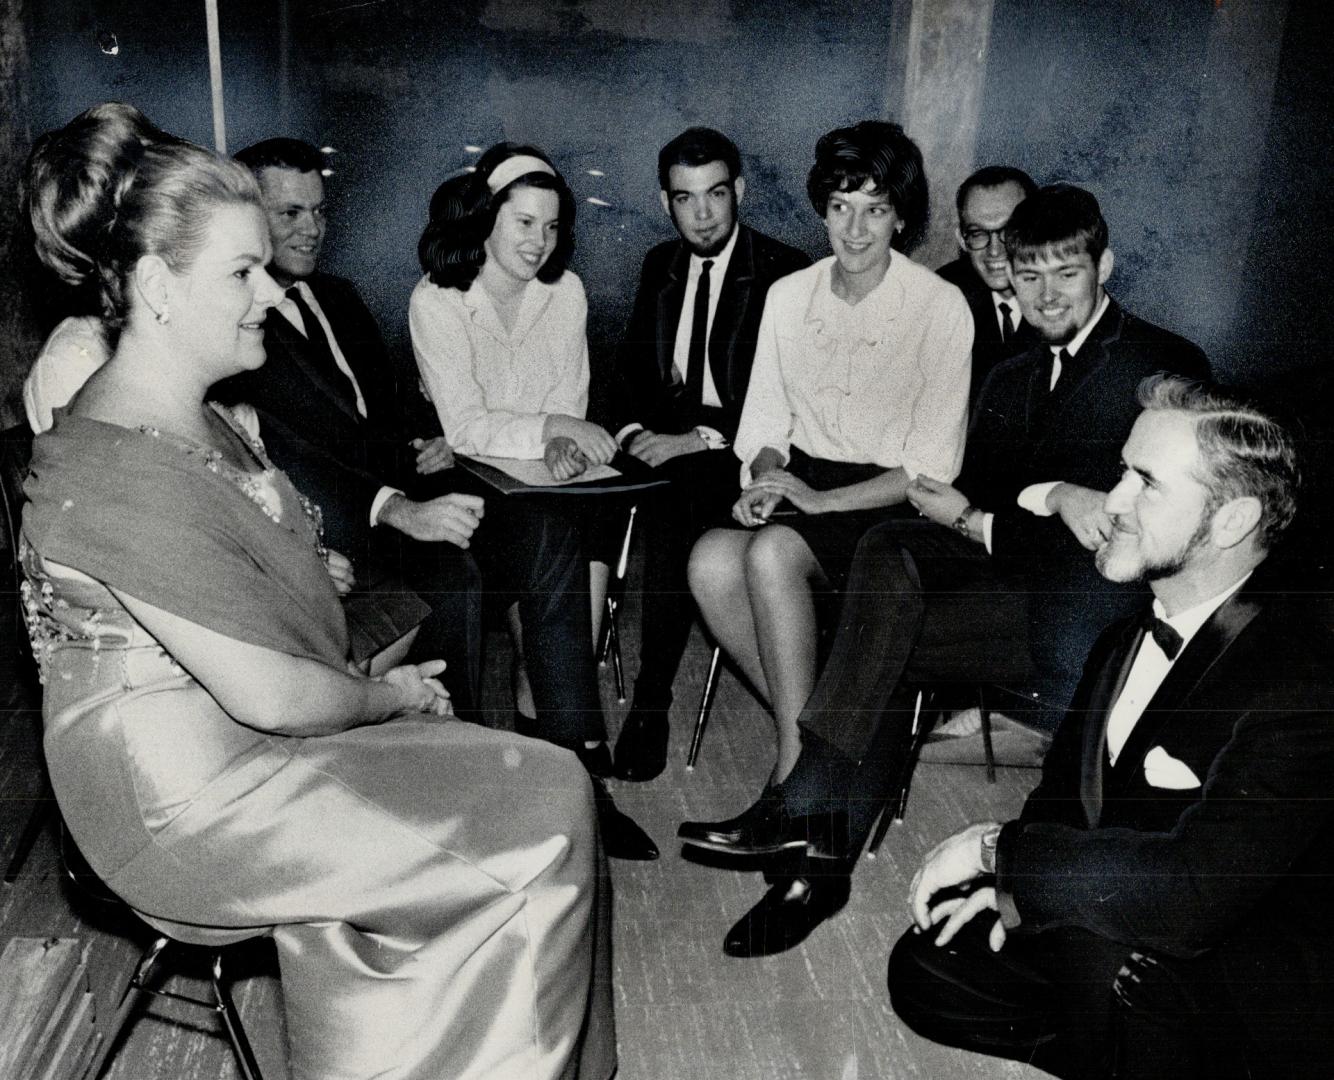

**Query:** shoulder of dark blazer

left=740, top=225, right=812, bottom=283
left=934, top=255, right=979, bottom=293
left=978, top=300, right=1210, bottom=397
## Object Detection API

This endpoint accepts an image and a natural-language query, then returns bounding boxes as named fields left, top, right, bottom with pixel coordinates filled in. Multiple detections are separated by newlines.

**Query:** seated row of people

left=20, top=102, right=1332, bottom=1078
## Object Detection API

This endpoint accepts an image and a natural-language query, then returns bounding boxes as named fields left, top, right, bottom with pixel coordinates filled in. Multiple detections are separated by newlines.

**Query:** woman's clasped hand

left=377, top=659, right=454, bottom=716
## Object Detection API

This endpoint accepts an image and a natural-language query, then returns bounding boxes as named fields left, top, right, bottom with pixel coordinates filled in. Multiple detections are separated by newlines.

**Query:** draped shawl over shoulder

left=23, top=413, right=348, bottom=666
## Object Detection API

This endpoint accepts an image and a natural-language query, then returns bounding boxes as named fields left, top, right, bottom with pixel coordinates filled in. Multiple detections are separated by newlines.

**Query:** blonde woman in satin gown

left=19, top=108, right=614, bottom=1079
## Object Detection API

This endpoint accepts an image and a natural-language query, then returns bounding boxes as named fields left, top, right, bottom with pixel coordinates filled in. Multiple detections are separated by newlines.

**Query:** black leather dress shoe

left=678, top=800, right=844, bottom=860
left=590, top=777, right=659, bottom=861
left=613, top=697, right=670, bottom=781
left=722, top=874, right=851, bottom=957
left=677, top=790, right=780, bottom=848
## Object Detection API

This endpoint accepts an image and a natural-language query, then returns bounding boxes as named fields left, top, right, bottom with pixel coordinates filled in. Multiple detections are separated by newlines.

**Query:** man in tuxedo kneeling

left=889, top=375, right=1334, bottom=1079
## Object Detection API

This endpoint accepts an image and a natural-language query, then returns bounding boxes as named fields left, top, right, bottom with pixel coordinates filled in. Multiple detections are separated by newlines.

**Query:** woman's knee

left=687, top=528, right=746, bottom=597
left=742, top=525, right=816, bottom=591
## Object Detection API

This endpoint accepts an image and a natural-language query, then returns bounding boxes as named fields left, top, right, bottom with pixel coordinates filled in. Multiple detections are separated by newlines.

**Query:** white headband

left=486, top=154, right=556, bottom=193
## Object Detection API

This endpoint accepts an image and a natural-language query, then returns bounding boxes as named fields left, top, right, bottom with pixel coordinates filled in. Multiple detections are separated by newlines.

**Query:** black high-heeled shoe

left=588, top=776, right=659, bottom=861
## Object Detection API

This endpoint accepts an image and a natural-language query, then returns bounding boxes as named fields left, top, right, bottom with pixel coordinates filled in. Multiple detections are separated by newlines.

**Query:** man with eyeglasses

left=937, top=166, right=1040, bottom=402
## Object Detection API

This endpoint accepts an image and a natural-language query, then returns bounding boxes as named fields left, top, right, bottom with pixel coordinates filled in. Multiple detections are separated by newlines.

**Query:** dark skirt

left=771, top=447, right=912, bottom=593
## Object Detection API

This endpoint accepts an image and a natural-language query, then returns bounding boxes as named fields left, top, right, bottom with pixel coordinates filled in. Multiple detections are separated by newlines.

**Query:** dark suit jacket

left=996, top=580, right=1334, bottom=1065
left=215, top=273, right=425, bottom=561
left=611, top=224, right=809, bottom=442
left=955, top=297, right=1210, bottom=707
left=960, top=297, right=1210, bottom=579
left=936, top=254, right=1038, bottom=401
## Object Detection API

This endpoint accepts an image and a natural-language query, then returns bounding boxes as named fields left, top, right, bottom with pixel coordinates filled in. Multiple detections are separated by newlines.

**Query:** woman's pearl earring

left=155, top=306, right=171, bottom=325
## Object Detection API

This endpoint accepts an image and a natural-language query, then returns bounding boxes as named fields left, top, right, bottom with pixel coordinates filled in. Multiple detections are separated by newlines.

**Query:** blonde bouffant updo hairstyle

left=24, top=102, right=262, bottom=339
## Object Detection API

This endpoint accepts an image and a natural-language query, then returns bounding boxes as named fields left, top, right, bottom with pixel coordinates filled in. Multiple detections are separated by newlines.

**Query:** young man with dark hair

left=936, top=164, right=1040, bottom=397
left=609, top=127, right=809, bottom=781
left=678, top=184, right=1210, bottom=957
left=890, top=377, right=1334, bottom=1080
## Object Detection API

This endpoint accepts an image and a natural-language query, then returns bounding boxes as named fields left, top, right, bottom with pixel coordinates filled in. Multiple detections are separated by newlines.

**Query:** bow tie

left=1143, top=612, right=1183, bottom=660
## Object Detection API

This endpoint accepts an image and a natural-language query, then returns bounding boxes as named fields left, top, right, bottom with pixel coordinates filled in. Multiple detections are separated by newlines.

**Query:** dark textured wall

left=19, top=0, right=1334, bottom=393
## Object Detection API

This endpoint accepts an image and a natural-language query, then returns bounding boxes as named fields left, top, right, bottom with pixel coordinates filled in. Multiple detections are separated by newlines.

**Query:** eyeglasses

left=961, top=227, right=1007, bottom=251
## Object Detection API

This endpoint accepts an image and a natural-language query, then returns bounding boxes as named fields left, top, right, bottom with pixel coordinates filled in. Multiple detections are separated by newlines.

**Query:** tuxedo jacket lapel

left=1081, top=618, right=1145, bottom=826
left=1106, top=593, right=1264, bottom=799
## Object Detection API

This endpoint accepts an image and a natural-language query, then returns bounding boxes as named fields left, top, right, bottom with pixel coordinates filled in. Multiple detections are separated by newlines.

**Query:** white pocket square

left=1142, top=745, right=1202, bottom=790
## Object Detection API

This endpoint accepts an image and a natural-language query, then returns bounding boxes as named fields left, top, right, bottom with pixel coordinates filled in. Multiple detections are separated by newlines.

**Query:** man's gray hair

left=1138, top=374, right=1299, bottom=549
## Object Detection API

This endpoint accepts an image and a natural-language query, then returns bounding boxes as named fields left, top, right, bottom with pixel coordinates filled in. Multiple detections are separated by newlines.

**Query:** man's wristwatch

left=953, top=506, right=978, bottom=539
left=979, top=824, right=1002, bottom=875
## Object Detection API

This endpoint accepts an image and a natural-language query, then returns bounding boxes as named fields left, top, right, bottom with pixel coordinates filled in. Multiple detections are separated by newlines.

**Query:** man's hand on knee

left=909, top=822, right=1006, bottom=950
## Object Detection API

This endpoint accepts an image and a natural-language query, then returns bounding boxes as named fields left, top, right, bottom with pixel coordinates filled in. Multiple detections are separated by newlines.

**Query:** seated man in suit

left=679, top=184, right=1211, bottom=956
left=890, top=377, right=1334, bottom=1080
left=936, top=165, right=1040, bottom=399
left=221, top=139, right=656, bottom=860
left=214, top=139, right=484, bottom=711
left=610, top=127, right=809, bottom=781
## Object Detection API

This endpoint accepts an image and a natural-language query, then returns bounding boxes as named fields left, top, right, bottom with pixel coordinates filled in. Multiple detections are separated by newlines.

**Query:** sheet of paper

left=467, top=455, right=622, bottom=487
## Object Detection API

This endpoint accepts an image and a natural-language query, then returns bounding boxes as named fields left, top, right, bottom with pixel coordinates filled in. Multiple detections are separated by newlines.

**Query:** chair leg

left=978, top=687, right=997, bottom=783
left=86, top=936, right=172, bottom=1080
left=3, top=791, right=52, bottom=884
left=597, top=595, right=615, bottom=665
left=604, top=598, right=626, bottom=703
left=686, top=645, right=722, bottom=770
left=212, top=952, right=265, bottom=1080
left=868, top=690, right=931, bottom=857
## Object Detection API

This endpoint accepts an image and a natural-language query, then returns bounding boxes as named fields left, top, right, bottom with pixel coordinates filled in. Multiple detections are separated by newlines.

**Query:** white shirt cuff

left=370, top=486, right=403, bottom=526
left=982, top=512, right=994, bottom=555
left=695, top=425, right=729, bottom=450
left=1018, top=481, right=1062, bottom=517
left=615, top=423, right=644, bottom=449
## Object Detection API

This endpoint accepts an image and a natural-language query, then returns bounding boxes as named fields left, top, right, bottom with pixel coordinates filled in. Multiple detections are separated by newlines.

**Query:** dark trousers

left=631, top=448, right=739, bottom=703
left=782, top=519, right=1034, bottom=855
left=481, top=496, right=605, bottom=747
left=391, top=533, right=485, bottom=718
left=887, top=918, right=1286, bottom=1080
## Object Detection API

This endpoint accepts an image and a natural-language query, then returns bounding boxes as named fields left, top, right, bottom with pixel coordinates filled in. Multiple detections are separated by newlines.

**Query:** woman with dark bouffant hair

left=19, top=106, right=615, bottom=1079
left=681, top=121, right=972, bottom=911
left=407, top=143, right=657, bottom=862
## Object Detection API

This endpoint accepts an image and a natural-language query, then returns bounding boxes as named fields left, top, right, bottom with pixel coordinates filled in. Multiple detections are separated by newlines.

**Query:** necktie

left=1048, top=347, right=1072, bottom=392
left=685, top=259, right=714, bottom=405
left=1143, top=611, right=1183, bottom=660
left=286, top=287, right=356, bottom=405
left=998, top=301, right=1014, bottom=345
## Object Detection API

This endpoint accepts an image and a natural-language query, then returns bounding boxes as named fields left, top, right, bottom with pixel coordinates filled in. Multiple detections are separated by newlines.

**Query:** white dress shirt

left=1105, top=573, right=1251, bottom=765
left=733, top=253, right=972, bottom=486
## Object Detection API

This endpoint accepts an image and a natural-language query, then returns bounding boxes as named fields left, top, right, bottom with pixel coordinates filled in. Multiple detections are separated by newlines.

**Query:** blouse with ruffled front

left=733, top=253, right=973, bottom=486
